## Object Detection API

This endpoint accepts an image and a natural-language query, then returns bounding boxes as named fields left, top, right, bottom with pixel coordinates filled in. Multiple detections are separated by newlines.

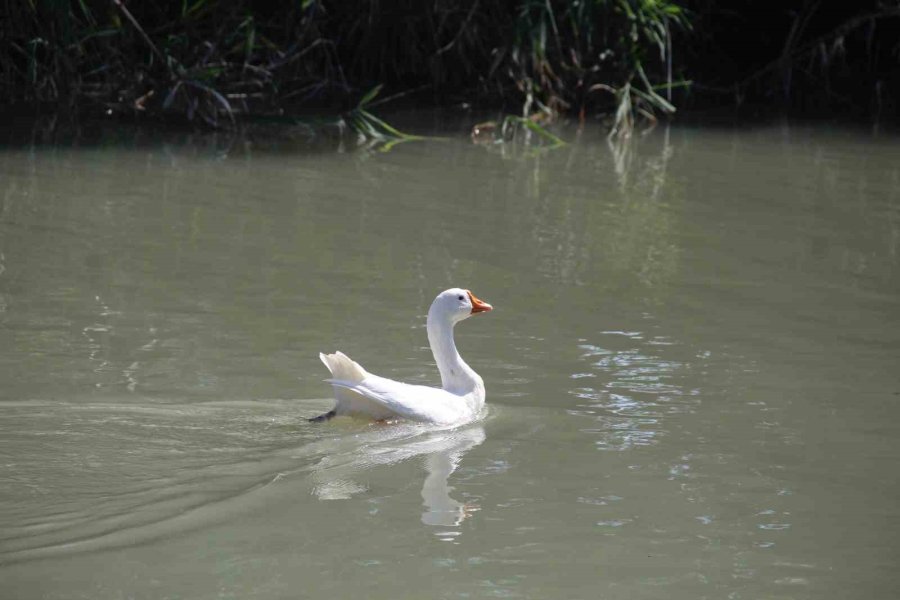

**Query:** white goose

left=313, top=288, right=493, bottom=425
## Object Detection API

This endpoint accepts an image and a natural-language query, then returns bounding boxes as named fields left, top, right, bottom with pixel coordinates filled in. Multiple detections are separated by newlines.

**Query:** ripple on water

left=0, top=399, right=318, bottom=562
left=569, top=330, right=706, bottom=451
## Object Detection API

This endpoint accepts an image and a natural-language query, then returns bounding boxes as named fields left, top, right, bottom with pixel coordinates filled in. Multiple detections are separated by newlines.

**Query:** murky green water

left=1, top=120, right=898, bottom=599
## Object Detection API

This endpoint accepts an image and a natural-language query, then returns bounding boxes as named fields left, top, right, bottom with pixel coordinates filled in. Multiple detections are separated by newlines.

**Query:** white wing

left=327, top=375, right=466, bottom=424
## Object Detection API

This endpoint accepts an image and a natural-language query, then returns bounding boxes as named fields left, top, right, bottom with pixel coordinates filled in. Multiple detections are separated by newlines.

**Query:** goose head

left=429, top=288, right=493, bottom=325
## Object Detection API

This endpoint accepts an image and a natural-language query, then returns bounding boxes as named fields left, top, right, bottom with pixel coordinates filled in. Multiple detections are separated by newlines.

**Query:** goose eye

left=457, top=295, right=465, bottom=301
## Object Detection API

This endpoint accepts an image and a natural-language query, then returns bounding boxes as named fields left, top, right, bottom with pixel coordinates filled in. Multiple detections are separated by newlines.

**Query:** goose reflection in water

left=309, top=423, right=486, bottom=529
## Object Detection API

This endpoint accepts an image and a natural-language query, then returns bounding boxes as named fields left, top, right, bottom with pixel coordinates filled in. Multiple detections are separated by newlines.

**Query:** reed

left=679, top=1, right=900, bottom=119
left=1, top=0, right=689, bottom=134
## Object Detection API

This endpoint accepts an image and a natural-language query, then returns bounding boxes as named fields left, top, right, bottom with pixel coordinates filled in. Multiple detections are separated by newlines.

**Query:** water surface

left=1, top=120, right=898, bottom=599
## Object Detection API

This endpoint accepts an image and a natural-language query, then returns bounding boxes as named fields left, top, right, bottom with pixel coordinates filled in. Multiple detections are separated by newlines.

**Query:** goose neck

left=427, top=314, right=477, bottom=392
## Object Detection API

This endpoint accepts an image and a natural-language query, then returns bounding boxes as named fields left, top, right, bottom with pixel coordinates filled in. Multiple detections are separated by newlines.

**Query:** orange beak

left=467, top=290, right=493, bottom=314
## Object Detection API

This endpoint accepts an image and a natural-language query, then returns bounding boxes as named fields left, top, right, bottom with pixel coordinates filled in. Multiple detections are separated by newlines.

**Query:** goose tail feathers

left=319, top=351, right=368, bottom=385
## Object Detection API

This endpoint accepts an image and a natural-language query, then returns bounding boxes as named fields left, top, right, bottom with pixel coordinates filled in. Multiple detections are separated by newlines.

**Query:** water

left=1, top=120, right=898, bottom=599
